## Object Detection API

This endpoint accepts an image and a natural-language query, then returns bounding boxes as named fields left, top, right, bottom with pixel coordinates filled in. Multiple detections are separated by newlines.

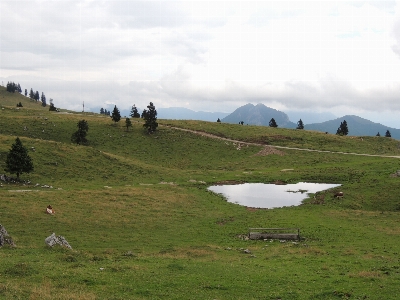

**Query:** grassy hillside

left=1, top=86, right=400, bottom=299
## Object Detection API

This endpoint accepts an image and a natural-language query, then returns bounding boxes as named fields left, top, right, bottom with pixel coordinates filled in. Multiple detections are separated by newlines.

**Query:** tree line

left=5, top=81, right=58, bottom=111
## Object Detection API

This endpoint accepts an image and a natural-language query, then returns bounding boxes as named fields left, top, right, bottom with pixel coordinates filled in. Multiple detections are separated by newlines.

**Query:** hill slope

left=2, top=86, right=400, bottom=299
left=305, top=115, right=400, bottom=139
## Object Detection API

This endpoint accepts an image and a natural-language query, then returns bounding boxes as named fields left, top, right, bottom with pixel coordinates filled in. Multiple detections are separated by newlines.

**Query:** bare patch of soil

left=214, top=180, right=245, bottom=185
left=253, top=146, right=285, bottom=156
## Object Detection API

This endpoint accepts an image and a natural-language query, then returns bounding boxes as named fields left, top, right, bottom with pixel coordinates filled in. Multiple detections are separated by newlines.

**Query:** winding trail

left=165, top=126, right=400, bottom=159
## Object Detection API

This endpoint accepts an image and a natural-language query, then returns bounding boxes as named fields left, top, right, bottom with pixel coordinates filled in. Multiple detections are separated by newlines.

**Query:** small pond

left=208, top=182, right=341, bottom=209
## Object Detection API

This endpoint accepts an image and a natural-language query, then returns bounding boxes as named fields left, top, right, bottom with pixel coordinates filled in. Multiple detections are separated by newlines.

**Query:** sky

left=2, top=1, right=400, bottom=127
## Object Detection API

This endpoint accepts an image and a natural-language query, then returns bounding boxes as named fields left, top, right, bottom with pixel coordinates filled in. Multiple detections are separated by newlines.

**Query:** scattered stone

left=0, top=224, right=16, bottom=247
left=243, top=249, right=251, bottom=254
left=45, top=233, right=72, bottom=249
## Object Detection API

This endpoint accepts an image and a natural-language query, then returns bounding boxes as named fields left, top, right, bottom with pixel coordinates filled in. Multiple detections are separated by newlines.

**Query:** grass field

left=1, top=87, right=400, bottom=299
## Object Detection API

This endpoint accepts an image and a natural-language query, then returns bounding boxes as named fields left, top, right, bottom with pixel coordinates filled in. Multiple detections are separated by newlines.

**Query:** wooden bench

left=249, top=228, right=300, bottom=240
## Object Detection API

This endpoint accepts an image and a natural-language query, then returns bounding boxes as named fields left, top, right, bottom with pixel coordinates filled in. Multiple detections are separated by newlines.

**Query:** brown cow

left=334, top=192, right=344, bottom=199
left=46, top=205, right=55, bottom=214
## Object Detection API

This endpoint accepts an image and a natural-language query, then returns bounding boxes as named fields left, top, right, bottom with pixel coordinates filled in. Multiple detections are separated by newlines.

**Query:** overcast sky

left=2, top=1, right=400, bottom=127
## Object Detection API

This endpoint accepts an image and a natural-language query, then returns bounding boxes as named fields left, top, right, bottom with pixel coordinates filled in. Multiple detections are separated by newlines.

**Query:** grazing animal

left=46, top=205, right=55, bottom=214
left=334, top=192, right=344, bottom=199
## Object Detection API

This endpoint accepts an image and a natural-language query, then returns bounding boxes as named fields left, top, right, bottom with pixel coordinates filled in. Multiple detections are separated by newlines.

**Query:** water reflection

left=208, top=182, right=341, bottom=209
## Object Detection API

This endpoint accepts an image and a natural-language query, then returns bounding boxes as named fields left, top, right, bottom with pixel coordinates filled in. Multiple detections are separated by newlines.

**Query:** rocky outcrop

left=0, top=224, right=16, bottom=247
left=45, top=233, right=72, bottom=249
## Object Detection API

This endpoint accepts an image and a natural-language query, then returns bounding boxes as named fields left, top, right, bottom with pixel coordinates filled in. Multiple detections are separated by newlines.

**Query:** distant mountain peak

left=222, top=103, right=296, bottom=128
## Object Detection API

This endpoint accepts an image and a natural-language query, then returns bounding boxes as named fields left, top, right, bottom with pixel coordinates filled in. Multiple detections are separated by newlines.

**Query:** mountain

left=157, top=107, right=230, bottom=122
left=222, top=103, right=296, bottom=128
left=305, top=115, right=400, bottom=139
left=285, top=110, right=337, bottom=124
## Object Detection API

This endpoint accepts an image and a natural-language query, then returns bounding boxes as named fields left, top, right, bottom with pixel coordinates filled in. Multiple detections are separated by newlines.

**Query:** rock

left=45, top=233, right=72, bottom=249
left=0, top=224, right=15, bottom=247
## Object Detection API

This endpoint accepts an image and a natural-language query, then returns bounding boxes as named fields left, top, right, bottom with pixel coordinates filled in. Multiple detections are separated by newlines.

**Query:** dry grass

left=348, top=271, right=382, bottom=278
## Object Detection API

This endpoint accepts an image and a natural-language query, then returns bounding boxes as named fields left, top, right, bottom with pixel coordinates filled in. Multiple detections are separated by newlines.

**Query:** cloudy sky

left=2, top=1, right=400, bottom=127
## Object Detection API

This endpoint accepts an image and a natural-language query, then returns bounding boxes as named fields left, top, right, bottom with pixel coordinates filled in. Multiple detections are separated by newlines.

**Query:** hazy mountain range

left=91, top=103, right=400, bottom=139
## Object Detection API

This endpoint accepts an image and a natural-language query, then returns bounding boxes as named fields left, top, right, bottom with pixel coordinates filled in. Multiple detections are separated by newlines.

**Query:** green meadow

left=1, top=87, right=400, bottom=299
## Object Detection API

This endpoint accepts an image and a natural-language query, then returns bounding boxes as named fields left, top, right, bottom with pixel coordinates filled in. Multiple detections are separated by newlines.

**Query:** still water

left=208, top=182, right=341, bottom=209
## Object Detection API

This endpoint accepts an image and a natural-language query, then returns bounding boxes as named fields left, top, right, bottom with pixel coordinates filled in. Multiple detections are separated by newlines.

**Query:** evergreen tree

left=49, top=102, right=57, bottom=111
left=111, top=105, right=121, bottom=123
left=100, top=108, right=104, bottom=114
left=142, top=102, right=158, bottom=133
left=269, top=118, right=278, bottom=127
left=217, top=118, right=221, bottom=123
left=71, top=120, right=89, bottom=145
left=6, top=82, right=17, bottom=93
left=34, top=91, right=39, bottom=102
left=125, top=118, right=132, bottom=131
left=385, top=130, right=391, bottom=137
left=296, top=119, right=304, bottom=129
left=41, top=92, right=47, bottom=107
left=24, top=89, right=27, bottom=97
left=376, top=132, right=380, bottom=137
left=17, top=83, right=22, bottom=93
left=29, top=88, right=34, bottom=100
left=130, top=104, right=140, bottom=118
left=5, top=137, right=34, bottom=179
left=336, top=120, right=349, bottom=136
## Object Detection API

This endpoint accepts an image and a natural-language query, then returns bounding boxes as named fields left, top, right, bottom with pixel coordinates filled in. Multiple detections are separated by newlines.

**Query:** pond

left=208, top=182, right=341, bottom=209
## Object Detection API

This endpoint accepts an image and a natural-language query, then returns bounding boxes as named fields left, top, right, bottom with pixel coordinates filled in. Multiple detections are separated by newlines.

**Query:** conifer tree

left=5, top=137, right=34, bottom=179
left=296, top=119, right=304, bottom=129
left=130, top=104, right=140, bottom=118
left=269, top=118, right=278, bottom=127
left=71, top=120, right=89, bottom=145
left=41, top=92, right=47, bottom=107
left=125, top=118, right=132, bottom=131
left=336, top=120, right=349, bottom=136
left=111, top=105, right=121, bottom=123
left=385, top=130, right=391, bottom=137
left=142, top=102, right=158, bottom=133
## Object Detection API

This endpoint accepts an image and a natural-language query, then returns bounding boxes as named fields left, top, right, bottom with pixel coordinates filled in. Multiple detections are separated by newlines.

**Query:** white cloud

left=2, top=0, right=400, bottom=127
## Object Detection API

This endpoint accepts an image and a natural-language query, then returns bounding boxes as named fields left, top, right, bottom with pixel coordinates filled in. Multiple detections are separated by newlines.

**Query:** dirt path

left=165, top=126, right=400, bottom=159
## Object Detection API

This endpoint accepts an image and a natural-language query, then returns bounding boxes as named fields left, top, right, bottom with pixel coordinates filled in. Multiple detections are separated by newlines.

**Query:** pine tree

left=269, top=118, right=278, bottom=127
left=130, top=104, right=140, bottom=118
left=385, top=130, right=391, bottom=137
left=217, top=118, right=221, bottom=123
left=111, top=105, right=121, bottom=123
left=5, top=137, right=34, bottom=179
left=296, top=119, right=304, bottom=129
left=125, top=118, right=132, bottom=131
left=24, top=89, right=27, bottom=96
left=49, top=102, right=57, bottom=111
left=336, top=120, right=349, bottom=136
left=376, top=132, right=380, bottom=137
left=142, top=102, right=158, bottom=133
left=71, top=120, right=89, bottom=145
left=29, top=88, right=34, bottom=100
left=34, top=91, right=39, bottom=102
left=41, top=92, right=47, bottom=107
left=100, top=108, right=104, bottom=114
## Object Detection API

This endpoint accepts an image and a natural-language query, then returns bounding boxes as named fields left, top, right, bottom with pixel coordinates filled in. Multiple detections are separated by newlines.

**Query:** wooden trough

left=249, top=228, right=300, bottom=240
